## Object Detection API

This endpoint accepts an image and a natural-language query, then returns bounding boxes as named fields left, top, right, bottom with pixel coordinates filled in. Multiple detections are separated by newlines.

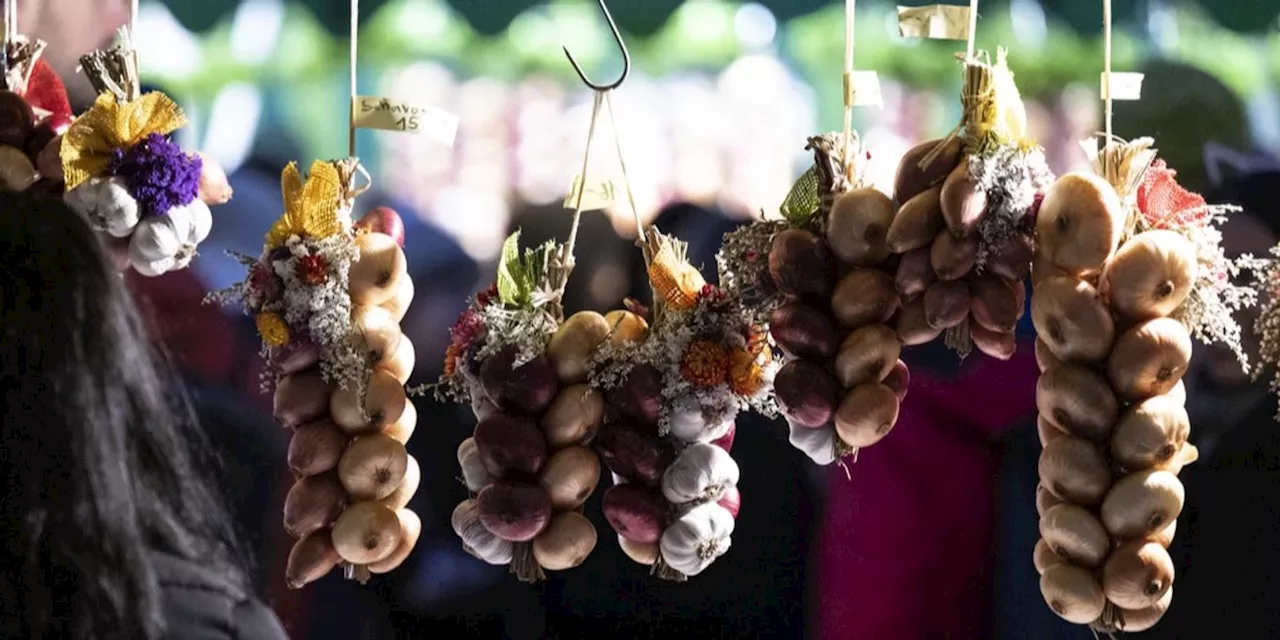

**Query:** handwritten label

left=1101, top=72, right=1145, bottom=101
left=563, top=175, right=617, bottom=212
left=844, top=71, right=883, bottom=108
left=897, top=5, right=971, bottom=40
left=351, top=96, right=459, bottom=146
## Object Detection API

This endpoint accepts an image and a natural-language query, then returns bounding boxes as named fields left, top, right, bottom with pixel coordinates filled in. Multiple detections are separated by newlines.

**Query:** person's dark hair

left=0, top=190, right=246, bottom=639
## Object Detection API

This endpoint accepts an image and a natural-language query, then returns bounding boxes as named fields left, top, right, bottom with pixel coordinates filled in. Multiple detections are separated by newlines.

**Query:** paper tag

left=1101, top=72, right=1144, bottom=101
left=844, top=71, right=883, bottom=108
left=351, top=96, right=459, bottom=146
left=563, top=175, right=617, bottom=212
left=897, top=5, right=971, bottom=40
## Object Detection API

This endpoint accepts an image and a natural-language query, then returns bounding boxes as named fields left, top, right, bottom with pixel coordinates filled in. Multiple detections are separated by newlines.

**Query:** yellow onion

left=1039, top=563, right=1107, bottom=624
left=1100, top=470, right=1185, bottom=540
left=1039, top=436, right=1112, bottom=507
left=1102, top=540, right=1175, bottom=610
left=1039, top=503, right=1109, bottom=568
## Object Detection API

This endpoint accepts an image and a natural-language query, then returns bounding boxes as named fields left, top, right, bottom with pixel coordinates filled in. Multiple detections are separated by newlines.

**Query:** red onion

left=883, top=359, right=910, bottom=401
left=774, top=360, right=839, bottom=428
left=710, top=423, right=736, bottom=452
left=770, top=303, right=839, bottom=360
left=473, top=412, right=548, bottom=480
left=594, top=422, right=672, bottom=486
left=602, top=483, right=666, bottom=544
left=607, top=363, right=664, bottom=426
left=768, top=228, right=834, bottom=299
left=479, top=349, right=558, bottom=416
left=476, top=481, right=553, bottom=542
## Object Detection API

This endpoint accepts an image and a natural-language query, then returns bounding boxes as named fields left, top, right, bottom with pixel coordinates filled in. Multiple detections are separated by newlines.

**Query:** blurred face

left=17, top=0, right=131, bottom=103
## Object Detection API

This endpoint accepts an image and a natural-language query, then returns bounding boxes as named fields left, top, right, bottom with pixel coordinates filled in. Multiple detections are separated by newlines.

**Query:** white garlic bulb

left=66, top=177, right=140, bottom=238
left=661, top=442, right=740, bottom=505
left=659, top=502, right=735, bottom=577
left=451, top=499, right=514, bottom=565
left=128, top=239, right=176, bottom=277
left=130, top=207, right=194, bottom=262
left=456, top=437, right=493, bottom=493
left=187, top=198, right=213, bottom=244
left=667, top=397, right=734, bottom=444
left=788, top=420, right=837, bottom=466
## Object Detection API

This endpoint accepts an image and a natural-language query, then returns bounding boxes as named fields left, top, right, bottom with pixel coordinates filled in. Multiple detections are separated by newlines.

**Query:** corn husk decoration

left=1030, top=135, right=1256, bottom=632
left=0, top=34, right=73, bottom=194
left=209, top=159, right=420, bottom=587
left=59, top=30, right=231, bottom=276
left=589, top=229, right=769, bottom=581
left=432, top=230, right=606, bottom=583
left=888, top=48, right=1054, bottom=360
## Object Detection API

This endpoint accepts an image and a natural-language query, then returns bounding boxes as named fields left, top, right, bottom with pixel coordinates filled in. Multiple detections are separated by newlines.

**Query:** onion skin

left=367, top=508, right=422, bottom=574
left=379, top=454, right=420, bottom=510
left=883, top=360, right=910, bottom=401
left=894, top=137, right=962, bottom=204
left=887, top=185, right=946, bottom=254
left=834, top=324, right=900, bottom=389
left=1040, top=563, right=1107, bottom=624
left=1037, top=416, right=1066, bottom=448
left=1102, top=540, right=1175, bottom=610
left=1115, top=587, right=1173, bottom=632
left=1036, top=364, right=1118, bottom=443
left=773, top=360, right=840, bottom=428
left=538, top=446, right=602, bottom=510
left=547, top=311, right=611, bottom=384
left=283, top=473, right=346, bottom=539
left=1031, top=276, right=1115, bottom=364
left=1101, top=229, right=1197, bottom=321
left=609, top=363, right=664, bottom=426
left=895, top=247, right=936, bottom=298
left=897, top=297, right=943, bottom=346
left=476, top=481, right=553, bottom=542
left=601, top=484, right=666, bottom=544
left=1107, top=317, right=1193, bottom=401
left=940, top=159, right=987, bottom=237
left=1112, top=396, right=1190, bottom=471
left=1033, top=538, right=1061, bottom=575
left=923, top=279, right=971, bottom=330
left=831, top=268, right=900, bottom=329
left=286, top=531, right=341, bottom=589
left=533, top=511, right=598, bottom=571
left=769, top=228, right=835, bottom=299
left=594, top=422, right=673, bottom=486
left=1101, top=469, right=1185, bottom=540
left=330, top=369, right=408, bottom=436
left=1036, top=172, right=1126, bottom=276
left=337, top=433, right=409, bottom=501
left=288, top=418, right=348, bottom=477
left=1039, top=436, right=1112, bottom=507
left=474, top=412, right=548, bottom=480
left=1035, top=484, right=1063, bottom=518
left=331, top=501, right=404, bottom=565
left=1034, top=337, right=1061, bottom=372
left=827, top=187, right=895, bottom=266
left=970, top=274, right=1021, bottom=333
left=273, top=369, right=332, bottom=428
left=480, top=350, right=558, bottom=416
left=834, top=384, right=900, bottom=448
left=770, top=302, right=839, bottom=359
left=540, top=384, right=605, bottom=450
left=1039, top=503, right=1110, bottom=569
left=930, top=229, right=980, bottom=280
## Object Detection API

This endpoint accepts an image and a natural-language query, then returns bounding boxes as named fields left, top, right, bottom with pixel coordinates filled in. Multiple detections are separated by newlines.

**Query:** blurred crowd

left=6, top=0, right=1280, bottom=638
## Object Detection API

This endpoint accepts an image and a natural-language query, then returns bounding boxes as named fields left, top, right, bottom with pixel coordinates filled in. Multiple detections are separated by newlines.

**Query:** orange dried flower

left=443, top=344, right=460, bottom=377
left=680, top=339, right=730, bottom=388
left=728, top=347, right=764, bottom=397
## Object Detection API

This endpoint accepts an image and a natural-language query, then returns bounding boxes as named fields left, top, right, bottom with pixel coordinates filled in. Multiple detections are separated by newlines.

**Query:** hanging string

left=348, top=0, right=359, bottom=158
left=965, top=0, right=979, bottom=61
left=1102, top=0, right=1113, bottom=146
left=5, top=0, right=15, bottom=44
left=130, top=0, right=139, bottom=40
left=565, top=90, right=604, bottom=261
left=602, top=91, right=642, bottom=241
left=840, top=0, right=855, bottom=178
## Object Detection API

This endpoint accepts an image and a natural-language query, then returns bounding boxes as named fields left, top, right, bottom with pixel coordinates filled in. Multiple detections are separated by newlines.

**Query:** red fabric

left=24, top=59, right=72, bottom=132
left=818, top=345, right=1039, bottom=640
left=1137, top=159, right=1208, bottom=230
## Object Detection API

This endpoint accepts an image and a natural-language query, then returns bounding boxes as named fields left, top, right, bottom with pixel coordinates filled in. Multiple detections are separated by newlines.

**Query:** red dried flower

left=295, top=254, right=329, bottom=286
left=1137, top=160, right=1209, bottom=230
left=475, top=282, right=499, bottom=308
left=448, top=308, right=485, bottom=355
left=249, top=262, right=281, bottom=299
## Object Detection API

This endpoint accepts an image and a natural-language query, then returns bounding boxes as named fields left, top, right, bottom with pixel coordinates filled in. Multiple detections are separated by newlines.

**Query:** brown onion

left=330, top=369, right=407, bottom=436
left=834, top=324, right=900, bottom=388
left=883, top=360, right=910, bottom=401
left=285, top=531, right=341, bottom=589
left=1039, top=436, right=1112, bottom=507
left=538, top=445, right=601, bottom=510
left=774, top=360, right=840, bottom=428
left=1101, top=470, right=1185, bottom=540
left=769, top=228, right=835, bottom=299
left=1035, top=364, right=1118, bottom=443
left=1035, top=484, right=1062, bottom=518
left=331, top=501, right=404, bottom=565
left=1040, top=563, right=1106, bottom=624
left=271, top=338, right=321, bottom=376
left=1116, top=587, right=1173, bottom=632
left=940, top=159, right=987, bottom=237
left=827, top=187, right=895, bottom=266
left=834, top=384, right=900, bottom=448
left=283, top=473, right=346, bottom=538
left=479, top=350, right=558, bottom=416
left=288, top=418, right=348, bottom=477
left=273, top=369, right=332, bottom=428
left=923, top=279, right=971, bottom=330
left=887, top=185, right=946, bottom=253
left=894, top=137, right=962, bottom=204
left=770, top=302, right=840, bottom=359
left=970, top=273, right=1021, bottom=333
left=1037, top=415, right=1066, bottom=448
left=831, top=269, right=900, bottom=329
left=970, top=323, right=1016, bottom=360
left=337, top=433, right=409, bottom=501
left=1112, top=396, right=1190, bottom=470
left=1033, top=538, right=1062, bottom=575
left=605, top=310, right=650, bottom=346
left=1102, top=229, right=1197, bottom=321
left=532, top=511, right=598, bottom=571
left=594, top=422, right=673, bottom=486
left=1108, top=317, right=1193, bottom=401
left=1102, top=540, right=1175, bottom=610
left=474, top=412, right=548, bottom=480
left=541, top=384, right=606, bottom=450
left=547, top=311, right=612, bottom=384
left=1039, top=503, right=1110, bottom=568
left=895, top=247, right=936, bottom=298
left=379, top=454, right=420, bottom=510
left=897, top=297, right=943, bottom=346
left=602, top=483, right=666, bottom=543
left=367, top=508, right=423, bottom=574
left=1034, top=337, right=1061, bottom=372
left=476, top=481, right=553, bottom=542
left=1031, top=276, right=1114, bottom=364
left=1036, top=172, right=1126, bottom=276
left=930, top=229, right=980, bottom=280
left=985, top=231, right=1035, bottom=282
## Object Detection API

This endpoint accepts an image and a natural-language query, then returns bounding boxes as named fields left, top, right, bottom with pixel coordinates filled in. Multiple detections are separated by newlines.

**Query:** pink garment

left=818, top=344, right=1039, bottom=640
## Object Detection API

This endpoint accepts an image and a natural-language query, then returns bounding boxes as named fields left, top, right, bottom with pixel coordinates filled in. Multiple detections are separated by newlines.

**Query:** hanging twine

left=348, top=0, right=359, bottom=158
left=840, top=0, right=855, bottom=178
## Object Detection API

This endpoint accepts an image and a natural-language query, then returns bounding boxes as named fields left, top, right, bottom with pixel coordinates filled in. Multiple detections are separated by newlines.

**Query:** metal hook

left=562, top=0, right=630, bottom=91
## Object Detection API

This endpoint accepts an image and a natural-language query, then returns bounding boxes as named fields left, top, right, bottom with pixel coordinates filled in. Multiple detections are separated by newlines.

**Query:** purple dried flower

left=108, top=133, right=202, bottom=217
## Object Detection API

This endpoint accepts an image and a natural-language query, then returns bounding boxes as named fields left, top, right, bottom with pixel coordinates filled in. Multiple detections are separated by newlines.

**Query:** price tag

left=351, top=96, right=459, bottom=146
left=844, top=71, right=883, bottom=108
left=897, top=4, right=971, bottom=40
left=1101, top=72, right=1145, bottom=101
left=563, top=175, right=617, bottom=212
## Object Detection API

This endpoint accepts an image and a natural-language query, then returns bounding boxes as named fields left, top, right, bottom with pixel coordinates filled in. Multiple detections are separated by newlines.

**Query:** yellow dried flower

left=256, top=312, right=290, bottom=347
left=680, top=339, right=729, bottom=388
left=728, top=347, right=764, bottom=397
